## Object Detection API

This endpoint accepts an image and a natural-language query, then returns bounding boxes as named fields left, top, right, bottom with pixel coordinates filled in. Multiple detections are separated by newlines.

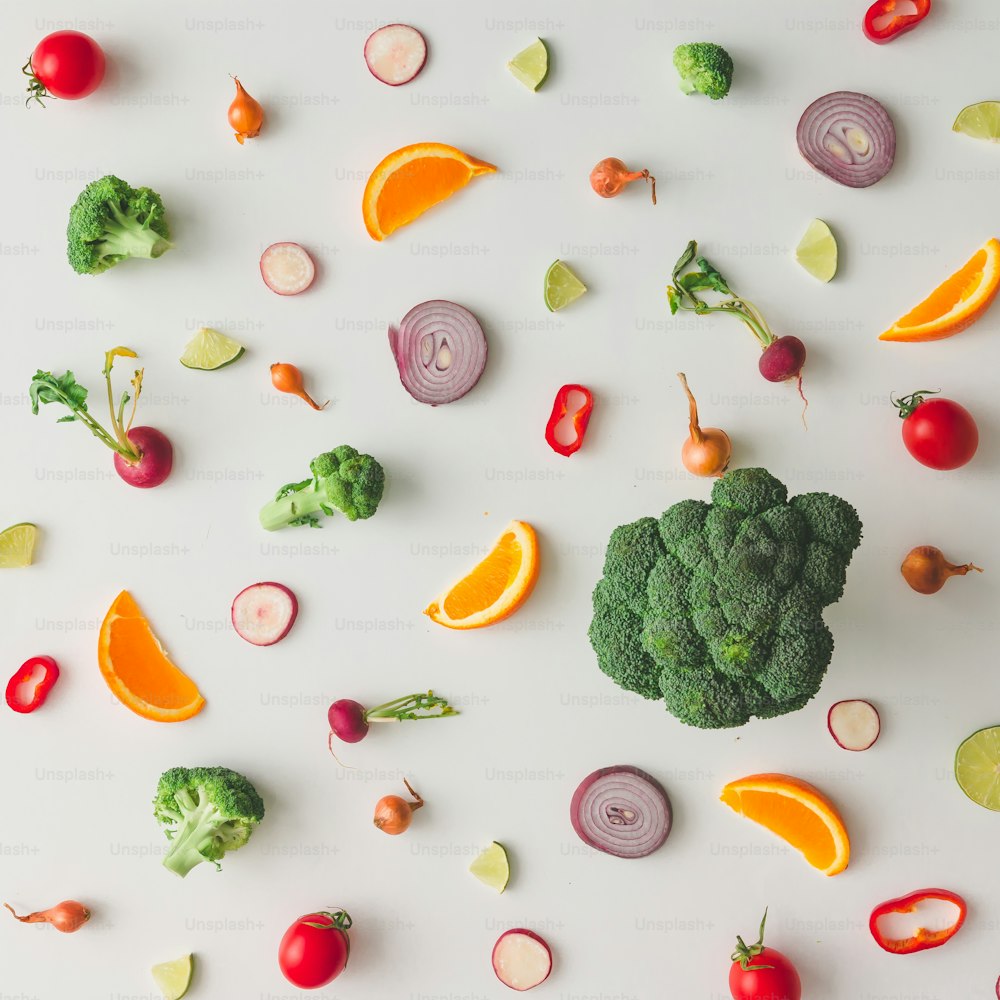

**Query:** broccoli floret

left=259, top=445, right=386, bottom=531
left=153, top=766, right=264, bottom=878
left=67, top=175, right=172, bottom=275
left=672, top=42, right=734, bottom=100
left=588, top=467, right=863, bottom=729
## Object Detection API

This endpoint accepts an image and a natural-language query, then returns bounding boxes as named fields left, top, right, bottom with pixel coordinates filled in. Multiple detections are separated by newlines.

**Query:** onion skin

left=901, top=545, right=983, bottom=595
left=229, top=77, right=263, bottom=144
left=388, top=300, right=488, bottom=405
left=797, top=91, right=895, bottom=188
left=677, top=372, right=730, bottom=477
left=373, top=779, right=423, bottom=835
left=4, top=900, right=90, bottom=933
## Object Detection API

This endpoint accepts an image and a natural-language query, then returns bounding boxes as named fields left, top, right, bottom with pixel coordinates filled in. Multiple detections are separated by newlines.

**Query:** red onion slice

left=388, top=299, right=488, bottom=405
left=797, top=91, right=896, bottom=188
left=570, top=765, right=672, bottom=859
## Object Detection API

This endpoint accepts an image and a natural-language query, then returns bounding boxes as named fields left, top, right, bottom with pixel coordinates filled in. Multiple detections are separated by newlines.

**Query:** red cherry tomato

left=278, top=910, right=351, bottom=989
left=894, top=390, right=979, bottom=470
left=25, top=31, right=105, bottom=105
left=729, top=911, right=801, bottom=1000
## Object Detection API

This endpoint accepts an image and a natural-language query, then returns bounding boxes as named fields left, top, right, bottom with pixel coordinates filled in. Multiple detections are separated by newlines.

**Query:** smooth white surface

left=1, top=2, right=999, bottom=998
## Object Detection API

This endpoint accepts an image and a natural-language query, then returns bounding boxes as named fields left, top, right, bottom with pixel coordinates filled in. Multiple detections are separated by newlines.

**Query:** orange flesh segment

left=441, top=530, right=521, bottom=620
left=898, top=249, right=987, bottom=326
left=377, top=158, right=479, bottom=237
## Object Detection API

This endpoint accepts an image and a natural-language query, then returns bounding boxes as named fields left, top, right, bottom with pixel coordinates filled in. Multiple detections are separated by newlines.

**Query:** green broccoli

left=588, top=468, right=862, bottom=729
left=259, top=445, right=386, bottom=531
left=672, top=42, right=734, bottom=100
left=153, top=766, right=265, bottom=877
left=67, top=174, right=172, bottom=275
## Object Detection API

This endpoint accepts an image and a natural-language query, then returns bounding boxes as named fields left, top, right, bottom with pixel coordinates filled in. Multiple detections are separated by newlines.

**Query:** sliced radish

left=232, top=582, right=298, bottom=646
left=260, top=243, right=316, bottom=296
left=828, top=699, right=880, bottom=751
left=364, top=24, right=427, bottom=86
left=492, top=929, right=552, bottom=992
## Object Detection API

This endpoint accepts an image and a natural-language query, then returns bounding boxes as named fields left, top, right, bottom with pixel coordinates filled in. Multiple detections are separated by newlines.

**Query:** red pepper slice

left=5, top=655, right=60, bottom=714
left=863, top=0, right=931, bottom=43
left=869, top=888, right=966, bottom=954
left=545, top=384, right=594, bottom=457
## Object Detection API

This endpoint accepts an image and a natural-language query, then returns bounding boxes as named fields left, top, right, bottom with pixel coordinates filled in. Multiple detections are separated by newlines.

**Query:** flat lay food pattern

left=2, top=2, right=1000, bottom=997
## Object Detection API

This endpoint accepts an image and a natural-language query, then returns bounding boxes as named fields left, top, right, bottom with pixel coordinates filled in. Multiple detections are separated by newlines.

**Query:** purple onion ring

left=388, top=299, right=488, bottom=405
left=796, top=91, right=896, bottom=188
left=570, top=765, right=672, bottom=859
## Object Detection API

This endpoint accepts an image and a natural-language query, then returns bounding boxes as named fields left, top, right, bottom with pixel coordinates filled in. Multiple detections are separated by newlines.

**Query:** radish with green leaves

left=328, top=691, right=458, bottom=746
left=29, top=347, right=173, bottom=489
left=667, top=241, right=808, bottom=413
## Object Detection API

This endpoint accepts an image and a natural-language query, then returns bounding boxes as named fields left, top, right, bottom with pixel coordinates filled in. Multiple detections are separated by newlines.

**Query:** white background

left=1, top=1, right=999, bottom=998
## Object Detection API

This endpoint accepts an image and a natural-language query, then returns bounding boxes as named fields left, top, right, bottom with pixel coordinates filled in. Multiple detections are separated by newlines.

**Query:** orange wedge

left=363, top=142, right=497, bottom=241
left=879, top=237, right=1000, bottom=342
left=720, top=773, right=850, bottom=876
left=424, top=520, right=539, bottom=629
left=98, top=590, right=205, bottom=722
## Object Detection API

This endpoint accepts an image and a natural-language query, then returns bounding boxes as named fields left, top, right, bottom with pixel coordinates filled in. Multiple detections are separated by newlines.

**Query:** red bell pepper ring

left=869, top=888, right=966, bottom=954
left=863, top=0, right=931, bottom=43
left=545, top=384, right=594, bottom=457
left=5, top=655, right=60, bottom=714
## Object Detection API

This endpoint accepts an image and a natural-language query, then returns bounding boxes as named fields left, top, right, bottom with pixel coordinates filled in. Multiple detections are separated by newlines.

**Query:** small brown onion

left=373, top=779, right=424, bottom=835
left=677, top=373, right=731, bottom=478
left=901, top=545, right=983, bottom=595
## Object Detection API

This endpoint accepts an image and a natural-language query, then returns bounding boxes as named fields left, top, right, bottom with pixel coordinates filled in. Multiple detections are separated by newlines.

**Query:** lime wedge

left=544, top=260, right=587, bottom=311
left=955, top=726, right=1000, bottom=810
left=0, top=523, right=38, bottom=568
left=953, top=101, right=1000, bottom=143
left=795, top=219, right=838, bottom=282
left=180, top=327, right=245, bottom=370
left=507, top=38, right=548, bottom=91
left=151, top=954, right=194, bottom=1000
left=469, top=841, right=510, bottom=892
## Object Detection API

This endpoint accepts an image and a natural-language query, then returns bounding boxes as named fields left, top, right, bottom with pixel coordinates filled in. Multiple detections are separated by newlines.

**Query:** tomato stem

left=731, top=908, right=775, bottom=971
left=891, top=388, right=939, bottom=420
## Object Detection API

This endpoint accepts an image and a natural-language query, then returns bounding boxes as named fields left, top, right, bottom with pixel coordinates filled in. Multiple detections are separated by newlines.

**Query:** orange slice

left=363, top=142, right=497, bottom=241
left=720, top=773, right=850, bottom=876
left=98, top=590, right=205, bottom=722
left=424, top=520, right=539, bottom=629
left=879, top=237, right=1000, bottom=342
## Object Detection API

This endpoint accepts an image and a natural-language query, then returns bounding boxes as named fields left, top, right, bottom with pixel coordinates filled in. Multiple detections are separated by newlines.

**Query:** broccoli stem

left=161, top=796, right=225, bottom=878
left=258, top=484, right=328, bottom=531
left=98, top=204, right=171, bottom=260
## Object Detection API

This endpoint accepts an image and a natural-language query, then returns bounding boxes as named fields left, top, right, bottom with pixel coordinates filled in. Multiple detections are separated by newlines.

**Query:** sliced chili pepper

left=863, top=0, right=931, bottom=43
left=5, top=655, right=60, bottom=714
left=545, top=384, right=594, bottom=457
left=869, top=888, right=966, bottom=954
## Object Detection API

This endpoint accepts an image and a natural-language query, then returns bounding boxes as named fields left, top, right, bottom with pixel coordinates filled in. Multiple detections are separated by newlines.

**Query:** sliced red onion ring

left=388, top=299, right=488, bottom=405
left=570, top=765, right=672, bottom=859
left=797, top=91, right=896, bottom=188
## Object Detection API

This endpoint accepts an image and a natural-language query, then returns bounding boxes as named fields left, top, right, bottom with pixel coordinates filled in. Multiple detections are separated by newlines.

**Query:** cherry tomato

left=25, top=31, right=105, bottom=105
left=278, top=910, right=352, bottom=989
left=894, top=390, right=979, bottom=471
left=729, top=911, right=801, bottom=1000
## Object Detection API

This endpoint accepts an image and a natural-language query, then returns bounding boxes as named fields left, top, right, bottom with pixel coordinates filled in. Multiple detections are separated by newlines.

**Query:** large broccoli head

left=588, top=468, right=862, bottom=729
left=153, top=766, right=265, bottom=877
left=67, top=174, right=172, bottom=275
left=672, top=42, right=734, bottom=100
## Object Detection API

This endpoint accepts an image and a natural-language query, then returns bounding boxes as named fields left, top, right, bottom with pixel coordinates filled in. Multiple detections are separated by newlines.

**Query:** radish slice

left=364, top=24, right=427, bottom=87
left=232, top=582, right=299, bottom=646
left=260, top=243, right=316, bottom=296
left=828, top=699, right=880, bottom=751
left=492, top=929, right=552, bottom=991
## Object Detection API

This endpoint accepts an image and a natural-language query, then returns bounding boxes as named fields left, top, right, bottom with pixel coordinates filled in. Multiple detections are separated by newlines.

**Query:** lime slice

left=180, top=327, right=245, bottom=370
left=0, top=523, right=38, bottom=568
left=151, top=954, right=194, bottom=1000
left=469, top=841, right=510, bottom=892
left=507, top=38, right=548, bottom=91
left=544, top=260, right=587, bottom=311
left=955, top=726, right=1000, bottom=810
left=953, top=101, right=1000, bottom=143
left=795, top=219, right=838, bottom=282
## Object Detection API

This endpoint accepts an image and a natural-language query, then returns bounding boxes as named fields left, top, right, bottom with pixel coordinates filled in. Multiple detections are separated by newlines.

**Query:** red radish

left=364, top=24, right=427, bottom=86
left=759, top=336, right=807, bottom=384
left=590, top=157, right=656, bottom=204
left=113, top=426, right=173, bottom=488
left=328, top=692, right=458, bottom=745
left=5, top=900, right=90, bottom=933
left=828, top=700, right=880, bottom=751
left=232, top=582, right=299, bottom=646
left=260, top=243, right=316, bottom=295
left=492, top=929, right=552, bottom=991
